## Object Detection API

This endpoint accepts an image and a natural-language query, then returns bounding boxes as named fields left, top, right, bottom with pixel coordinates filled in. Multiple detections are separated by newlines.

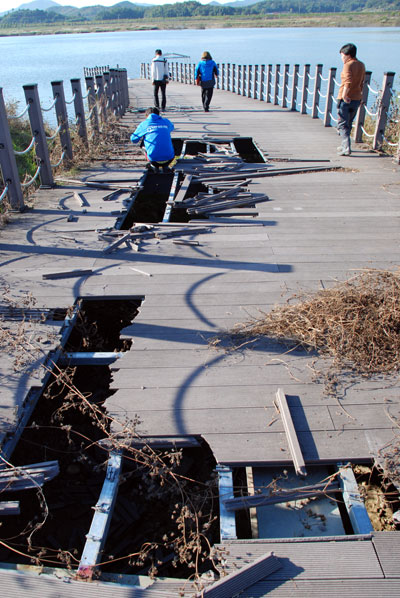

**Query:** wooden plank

left=173, top=174, right=192, bottom=203
left=202, top=429, right=395, bottom=465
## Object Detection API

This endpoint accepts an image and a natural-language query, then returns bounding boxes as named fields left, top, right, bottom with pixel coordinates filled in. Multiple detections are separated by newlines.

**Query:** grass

left=0, top=12, right=399, bottom=36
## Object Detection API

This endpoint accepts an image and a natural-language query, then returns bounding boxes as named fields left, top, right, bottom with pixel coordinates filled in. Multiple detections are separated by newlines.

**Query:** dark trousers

left=337, top=99, right=360, bottom=150
left=153, top=81, right=166, bottom=110
left=201, top=86, right=214, bottom=111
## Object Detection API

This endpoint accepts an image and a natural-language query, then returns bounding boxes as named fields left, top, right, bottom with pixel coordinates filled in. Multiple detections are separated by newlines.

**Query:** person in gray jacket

left=151, top=49, right=169, bottom=111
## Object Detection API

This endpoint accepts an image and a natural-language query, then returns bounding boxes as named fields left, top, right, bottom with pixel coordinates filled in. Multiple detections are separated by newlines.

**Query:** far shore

left=0, top=12, right=399, bottom=37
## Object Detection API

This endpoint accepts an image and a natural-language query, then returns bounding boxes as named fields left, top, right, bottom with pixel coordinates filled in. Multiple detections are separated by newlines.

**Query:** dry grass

left=226, top=269, right=400, bottom=375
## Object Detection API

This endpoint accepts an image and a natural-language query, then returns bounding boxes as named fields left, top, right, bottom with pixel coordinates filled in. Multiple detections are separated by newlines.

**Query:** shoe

left=337, top=147, right=351, bottom=156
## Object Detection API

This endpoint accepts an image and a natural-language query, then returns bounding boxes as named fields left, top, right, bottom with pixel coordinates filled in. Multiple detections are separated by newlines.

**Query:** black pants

left=153, top=81, right=166, bottom=110
left=201, top=86, right=214, bottom=111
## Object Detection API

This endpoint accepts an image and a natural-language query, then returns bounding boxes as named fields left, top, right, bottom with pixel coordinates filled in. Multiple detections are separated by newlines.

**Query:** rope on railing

left=361, top=125, right=375, bottom=138
left=51, top=150, right=66, bottom=169
left=81, top=91, right=90, bottom=100
left=85, top=106, right=96, bottom=122
left=65, top=92, right=76, bottom=105
left=367, top=83, right=380, bottom=95
left=364, top=105, right=379, bottom=117
left=305, top=102, right=313, bottom=110
left=13, top=136, right=35, bottom=155
left=277, top=83, right=284, bottom=90
left=318, top=90, right=327, bottom=98
left=8, top=103, right=30, bottom=119
left=41, top=97, right=57, bottom=112
left=308, top=74, right=316, bottom=81
left=0, top=184, right=9, bottom=203
left=319, top=75, right=329, bottom=82
left=332, top=97, right=338, bottom=104
left=383, top=136, right=398, bottom=147
left=46, top=124, right=62, bottom=141
left=295, top=86, right=302, bottom=93
left=333, top=78, right=341, bottom=86
left=317, top=105, right=325, bottom=115
left=329, top=113, right=338, bottom=123
left=287, top=72, right=294, bottom=79
left=20, top=165, right=41, bottom=188
left=297, top=73, right=304, bottom=79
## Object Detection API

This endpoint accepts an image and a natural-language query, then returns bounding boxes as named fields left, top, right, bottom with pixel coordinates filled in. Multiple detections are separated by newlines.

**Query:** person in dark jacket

left=194, top=51, right=219, bottom=112
left=130, top=107, right=175, bottom=173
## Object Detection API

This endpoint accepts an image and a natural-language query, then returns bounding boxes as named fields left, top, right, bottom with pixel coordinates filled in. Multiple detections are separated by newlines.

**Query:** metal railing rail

left=141, top=61, right=399, bottom=164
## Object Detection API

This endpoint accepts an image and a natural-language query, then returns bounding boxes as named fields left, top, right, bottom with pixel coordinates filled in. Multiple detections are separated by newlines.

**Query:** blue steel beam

left=77, top=451, right=122, bottom=579
left=217, top=465, right=237, bottom=541
left=58, top=352, right=123, bottom=366
left=338, top=463, right=374, bottom=535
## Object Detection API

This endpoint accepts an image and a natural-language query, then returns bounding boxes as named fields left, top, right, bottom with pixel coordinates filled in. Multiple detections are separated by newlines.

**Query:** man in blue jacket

left=130, top=107, right=175, bottom=173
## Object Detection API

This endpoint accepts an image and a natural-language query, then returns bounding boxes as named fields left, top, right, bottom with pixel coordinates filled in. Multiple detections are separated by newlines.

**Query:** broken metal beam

left=199, top=552, right=281, bottom=597
left=58, top=352, right=123, bottom=366
left=276, top=388, right=307, bottom=477
left=223, top=481, right=340, bottom=511
left=77, top=451, right=122, bottom=580
left=338, top=463, right=374, bottom=534
left=0, top=501, right=20, bottom=515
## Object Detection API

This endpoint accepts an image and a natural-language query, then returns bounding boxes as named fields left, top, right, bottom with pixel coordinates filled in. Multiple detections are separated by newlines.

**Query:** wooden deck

left=1, top=78, right=400, bottom=595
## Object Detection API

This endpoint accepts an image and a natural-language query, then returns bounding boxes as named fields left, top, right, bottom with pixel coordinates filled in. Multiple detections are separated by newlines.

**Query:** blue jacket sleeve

left=195, top=63, right=200, bottom=79
left=130, top=121, right=147, bottom=144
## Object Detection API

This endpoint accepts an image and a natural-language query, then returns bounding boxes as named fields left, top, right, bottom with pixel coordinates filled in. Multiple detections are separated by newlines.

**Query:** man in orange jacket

left=337, top=43, right=365, bottom=156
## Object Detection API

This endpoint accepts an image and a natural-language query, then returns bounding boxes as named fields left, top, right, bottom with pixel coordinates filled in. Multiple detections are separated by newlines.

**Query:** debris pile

left=228, top=269, right=400, bottom=374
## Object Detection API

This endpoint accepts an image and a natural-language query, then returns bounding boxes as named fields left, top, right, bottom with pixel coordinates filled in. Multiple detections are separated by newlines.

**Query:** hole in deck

left=0, top=297, right=141, bottom=567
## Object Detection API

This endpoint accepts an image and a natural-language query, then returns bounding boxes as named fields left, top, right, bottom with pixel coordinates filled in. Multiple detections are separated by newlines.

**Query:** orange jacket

left=338, top=58, right=365, bottom=101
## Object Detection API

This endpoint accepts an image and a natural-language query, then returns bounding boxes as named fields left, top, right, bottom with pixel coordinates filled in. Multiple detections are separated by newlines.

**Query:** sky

left=2, top=0, right=228, bottom=11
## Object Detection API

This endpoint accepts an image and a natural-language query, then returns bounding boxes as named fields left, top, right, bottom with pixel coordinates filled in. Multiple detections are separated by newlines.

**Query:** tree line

left=1, top=0, right=399, bottom=27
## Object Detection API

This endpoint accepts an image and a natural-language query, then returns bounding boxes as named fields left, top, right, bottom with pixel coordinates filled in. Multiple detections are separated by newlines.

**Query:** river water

left=1, top=27, right=399, bottom=112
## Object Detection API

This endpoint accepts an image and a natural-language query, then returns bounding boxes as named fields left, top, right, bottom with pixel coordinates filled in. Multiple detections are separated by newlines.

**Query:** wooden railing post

left=282, top=64, right=289, bottom=108
left=259, top=65, right=265, bottom=101
left=103, top=71, right=112, bottom=113
left=232, top=64, right=236, bottom=93
left=121, top=68, right=129, bottom=110
left=95, top=74, right=107, bottom=123
left=311, top=64, right=323, bottom=119
left=354, top=71, right=371, bottom=142
left=85, top=76, right=99, bottom=135
left=254, top=65, right=259, bottom=99
left=300, top=64, right=310, bottom=114
left=220, top=64, right=225, bottom=90
left=289, top=64, right=299, bottom=111
left=51, top=80, right=73, bottom=159
left=323, top=67, right=337, bottom=127
left=70, top=79, right=88, bottom=144
left=266, top=64, right=272, bottom=103
left=373, top=72, right=396, bottom=150
left=0, top=88, right=24, bottom=210
left=23, top=83, right=54, bottom=187
left=227, top=63, right=231, bottom=92
left=273, top=64, right=280, bottom=105
left=109, top=68, right=119, bottom=115
left=247, top=65, right=252, bottom=98
left=242, top=64, right=247, bottom=96
left=237, top=65, right=242, bottom=95
left=179, top=63, right=183, bottom=82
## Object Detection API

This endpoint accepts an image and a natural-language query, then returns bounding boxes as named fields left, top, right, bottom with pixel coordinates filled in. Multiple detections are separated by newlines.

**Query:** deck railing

left=0, top=67, right=129, bottom=212
left=141, top=62, right=400, bottom=164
